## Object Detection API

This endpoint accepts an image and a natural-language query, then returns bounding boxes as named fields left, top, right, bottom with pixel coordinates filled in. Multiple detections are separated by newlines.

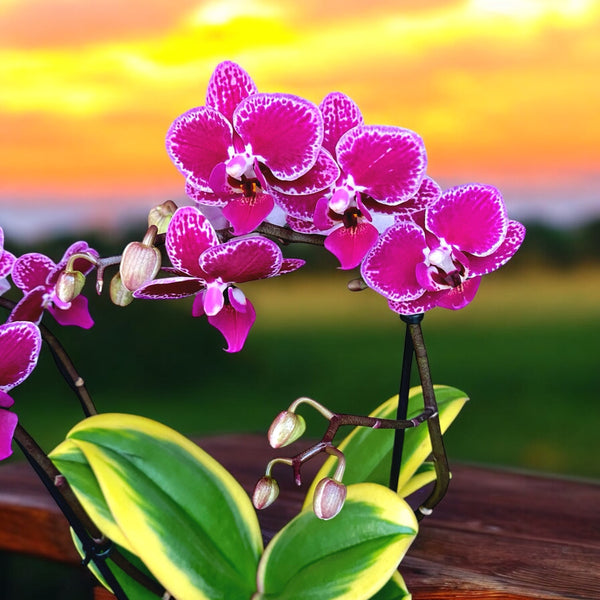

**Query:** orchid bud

left=120, top=226, right=161, bottom=292
left=267, top=410, right=306, bottom=448
left=252, top=476, right=279, bottom=510
left=148, top=200, right=177, bottom=234
left=109, top=273, right=134, bottom=307
left=55, top=269, right=85, bottom=303
left=313, top=477, right=347, bottom=520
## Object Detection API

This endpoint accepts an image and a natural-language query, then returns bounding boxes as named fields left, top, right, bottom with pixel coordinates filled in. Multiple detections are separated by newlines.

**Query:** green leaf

left=303, top=386, right=468, bottom=506
left=51, top=413, right=263, bottom=600
left=256, top=483, right=417, bottom=600
left=370, top=571, right=412, bottom=599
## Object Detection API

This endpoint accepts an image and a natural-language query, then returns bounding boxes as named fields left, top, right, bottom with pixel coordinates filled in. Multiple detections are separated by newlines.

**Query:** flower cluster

left=167, top=61, right=525, bottom=315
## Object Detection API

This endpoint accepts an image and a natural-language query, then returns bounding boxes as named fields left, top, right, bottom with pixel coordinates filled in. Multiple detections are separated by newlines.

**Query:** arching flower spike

left=361, top=184, right=526, bottom=313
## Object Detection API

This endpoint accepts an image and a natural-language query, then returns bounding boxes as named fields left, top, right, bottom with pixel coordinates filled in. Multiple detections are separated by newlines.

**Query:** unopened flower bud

left=148, top=200, right=178, bottom=234
left=252, top=476, right=279, bottom=510
left=110, top=273, right=134, bottom=307
left=55, top=270, right=85, bottom=303
left=120, top=226, right=161, bottom=292
left=267, top=410, right=306, bottom=448
left=313, top=477, right=347, bottom=520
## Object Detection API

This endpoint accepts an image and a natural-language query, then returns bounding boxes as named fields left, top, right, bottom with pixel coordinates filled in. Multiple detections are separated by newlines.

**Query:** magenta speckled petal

left=336, top=125, right=427, bottom=205
left=319, top=92, right=363, bottom=158
left=133, top=276, right=204, bottom=300
left=0, top=250, right=15, bottom=280
left=8, top=287, right=46, bottom=325
left=0, top=410, right=19, bottom=460
left=206, top=61, right=258, bottom=123
left=275, top=189, right=325, bottom=222
left=277, top=258, right=305, bottom=275
left=468, top=220, right=526, bottom=276
left=48, top=296, right=94, bottom=329
left=268, top=149, right=339, bottom=197
left=11, top=253, right=55, bottom=292
left=0, top=321, right=42, bottom=391
left=361, top=221, right=427, bottom=302
left=207, top=294, right=256, bottom=353
left=166, top=107, right=233, bottom=191
left=199, top=236, right=282, bottom=283
left=166, top=207, right=219, bottom=277
left=325, top=222, right=379, bottom=270
left=221, top=192, right=275, bottom=235
left=234, top=93, right=323, bottom=181
left=426, top=184, right=507, bottom=256
left=186, top=182, right=228, bottom=207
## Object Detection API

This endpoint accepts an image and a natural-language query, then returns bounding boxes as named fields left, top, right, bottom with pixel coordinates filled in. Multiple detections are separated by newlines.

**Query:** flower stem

left=407, top=320, right=450, bottom=519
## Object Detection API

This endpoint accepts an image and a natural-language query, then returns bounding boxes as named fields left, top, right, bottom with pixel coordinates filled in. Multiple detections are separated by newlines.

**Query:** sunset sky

left=1, top=0, right=599, bottom=238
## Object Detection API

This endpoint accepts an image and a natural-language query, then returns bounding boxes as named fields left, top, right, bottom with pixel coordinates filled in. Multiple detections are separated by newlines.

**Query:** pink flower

left=134, top=206, right=304, bottom=352
left=166, top=61, right=336, bottom=236
left=0, top=321, right=42, bottom=460
left=361, top=184, right=526, bottom=314
left=277, top=92, right=429, bottom=269
left=9, top=242, right=98, bottom=329
left=0, top=227, right=16, bottom=296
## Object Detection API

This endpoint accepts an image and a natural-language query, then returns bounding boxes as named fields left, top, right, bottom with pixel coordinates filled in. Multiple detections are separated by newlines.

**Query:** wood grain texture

left=2, top=434, right=598, bottom=599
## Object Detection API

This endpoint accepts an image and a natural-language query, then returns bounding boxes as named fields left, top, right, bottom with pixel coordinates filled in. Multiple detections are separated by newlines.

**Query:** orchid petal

left=222, top=192, right=275, bottom=235
left=207, top=295, right=256, bottom=353
left=267, top=149, right=339, bottom=197
left=313, top=196, right=336, bottom=231
left=277, top=258, right=305, bottom=275
left=186, top=182, right=228, bottom=207
left=11, top=253, right=55, bottom=292
left=206, top=61, right=258, bottom=123
left=435, top=277, right=481, bottom=310
left=166, top=206, right=219, bottom=277
left=8, top=287, right=47, bottom=325
left=200, top=236, right=283, bottom=283
left=0, top=321, right=42, bottom=391
left=319, top=92, right=363, bottom=158
left=203, top=282, right=226, bottom=317
left=275, top=189, right=326, bottom=222
left=166, top=107, right=233, bottom=191
left=426, top=184, right=507, bottom=256
left=399, top=176, right=442, bottom=214
left=57, top=241, right=98, bottom=276
left=48, top=295, right=94, bottom=329
left=325, top=222, right=380, bottom=270
left=336, top=125, right=427, bottom=204
left=468, top=220, right=526, bottom=276
left=361, top=221, right=427, bottom=302
left=234, top=93, right=323, bottom=181
left=0, top=391, right=14, bottom=408
left=0, top=249, right=15, bottom=279
left=0, top=411, right=19, bottom=461
left=133, top=276, right=205, bottom=300
left=285, top=215, right=324, bottom=234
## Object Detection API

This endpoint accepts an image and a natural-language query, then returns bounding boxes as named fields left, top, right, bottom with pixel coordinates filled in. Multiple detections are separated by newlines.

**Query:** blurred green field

left=9, top=258, right=600, bottom=479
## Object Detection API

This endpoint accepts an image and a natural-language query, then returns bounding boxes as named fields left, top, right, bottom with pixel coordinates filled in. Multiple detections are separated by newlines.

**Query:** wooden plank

left=1, top=433, right=599, bottom=599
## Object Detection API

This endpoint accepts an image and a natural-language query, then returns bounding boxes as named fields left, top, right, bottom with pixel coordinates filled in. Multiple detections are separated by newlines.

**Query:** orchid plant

left=0, top=61, right=525, bottom=600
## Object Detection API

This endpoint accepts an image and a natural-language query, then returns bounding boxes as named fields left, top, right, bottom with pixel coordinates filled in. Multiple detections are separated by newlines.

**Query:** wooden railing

left=1, top=434, right=599, bottom=599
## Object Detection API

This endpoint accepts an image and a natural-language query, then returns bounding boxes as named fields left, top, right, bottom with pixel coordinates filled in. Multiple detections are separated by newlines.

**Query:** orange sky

left=1, top=0, right=599, bottom=233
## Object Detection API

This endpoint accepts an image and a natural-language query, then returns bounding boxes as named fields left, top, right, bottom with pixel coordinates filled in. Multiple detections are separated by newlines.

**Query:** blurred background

left=0, top=1, right=599, bottom=596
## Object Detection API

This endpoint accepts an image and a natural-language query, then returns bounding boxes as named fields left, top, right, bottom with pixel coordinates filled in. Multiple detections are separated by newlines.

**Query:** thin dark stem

left=389, top=314, right=421, bottom=491
left=407, top=321, right=450, bottom=520
left=218, top=222, right=326, bottom=246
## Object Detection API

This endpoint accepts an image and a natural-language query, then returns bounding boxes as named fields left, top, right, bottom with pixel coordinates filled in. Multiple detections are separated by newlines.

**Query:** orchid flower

left=361, top=184, right=526, bottom=314
left=166, top=61, right=337, bottom=236
left=0, top=321, right=42, bottom=460
left=9, top=242, right=98, bottom=329
left=276, top=92, right=429, bottom=269
left=0, top=227, right=16, bottom=296
left=134, top=206, right=304, bottom=352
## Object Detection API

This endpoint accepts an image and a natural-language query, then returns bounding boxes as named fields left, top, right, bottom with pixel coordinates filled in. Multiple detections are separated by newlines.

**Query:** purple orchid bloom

left=134, top=206, right=304, bottom=352
left=0, top=321, right=42, bottom=460
left=9, top=242, right=98, bottom=329
left=0, top=227, right=16, bottom=296
left=166, top=61, right=336, bottom=236
left=361, top=184, right=526, bottom=314
left=276, top=92, right=429, bottom=270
